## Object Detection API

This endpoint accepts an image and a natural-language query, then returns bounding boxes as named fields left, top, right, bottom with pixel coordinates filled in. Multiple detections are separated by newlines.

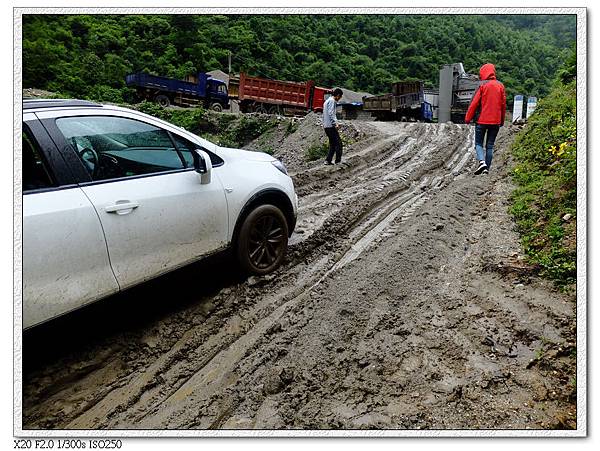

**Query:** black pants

left=325, top=127, right=343, bottom=163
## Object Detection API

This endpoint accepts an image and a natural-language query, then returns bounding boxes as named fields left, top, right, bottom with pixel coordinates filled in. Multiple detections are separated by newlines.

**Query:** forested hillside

left=23, top=14, right=575, bottom=103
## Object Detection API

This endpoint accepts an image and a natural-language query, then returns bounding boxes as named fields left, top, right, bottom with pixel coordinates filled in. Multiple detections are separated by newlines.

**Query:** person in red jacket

left=465, top=63, right=506, bottom=175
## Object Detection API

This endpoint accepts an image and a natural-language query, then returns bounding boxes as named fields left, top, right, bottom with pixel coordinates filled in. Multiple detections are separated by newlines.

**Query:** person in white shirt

left=323, top=88, right=344, bottom=165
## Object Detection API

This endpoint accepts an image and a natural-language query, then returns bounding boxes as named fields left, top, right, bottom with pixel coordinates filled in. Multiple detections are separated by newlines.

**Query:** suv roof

left=23, top=99, right=102, bottom=110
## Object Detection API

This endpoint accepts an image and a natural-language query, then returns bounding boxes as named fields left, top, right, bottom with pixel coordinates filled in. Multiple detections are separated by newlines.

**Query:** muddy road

left=22, top=121, right=576, bottom=430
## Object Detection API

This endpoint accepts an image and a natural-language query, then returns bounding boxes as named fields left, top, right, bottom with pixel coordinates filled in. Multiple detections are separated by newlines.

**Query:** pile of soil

left=245, top=112, right=375, bottom=173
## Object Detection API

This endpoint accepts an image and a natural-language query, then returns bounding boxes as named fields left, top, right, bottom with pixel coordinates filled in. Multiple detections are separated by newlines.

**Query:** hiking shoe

left=474, top=161, right=488, bottom=175
left=324, top=161, right=333, bottom=166
left=482, top=169, right=489, bottom=174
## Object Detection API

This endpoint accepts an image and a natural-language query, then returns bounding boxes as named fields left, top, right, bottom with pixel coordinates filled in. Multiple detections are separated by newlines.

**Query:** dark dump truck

left=438, top=63, right=480, bottom=123
left=125, top=72, right=230, bottom=110
left=362, top=81, right=433, bottom=122
left=228, top=72, right=330, bottom=115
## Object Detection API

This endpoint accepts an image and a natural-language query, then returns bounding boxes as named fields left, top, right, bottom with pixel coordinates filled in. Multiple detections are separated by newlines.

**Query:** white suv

left=22, top=99, right=298, bottom=329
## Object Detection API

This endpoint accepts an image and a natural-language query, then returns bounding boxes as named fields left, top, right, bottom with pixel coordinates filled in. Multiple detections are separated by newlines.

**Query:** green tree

left=23, top=14, right=576, bottom=100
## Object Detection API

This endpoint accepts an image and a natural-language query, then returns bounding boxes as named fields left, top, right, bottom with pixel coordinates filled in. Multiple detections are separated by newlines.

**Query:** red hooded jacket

left=465, top=63, right=506, bottom=126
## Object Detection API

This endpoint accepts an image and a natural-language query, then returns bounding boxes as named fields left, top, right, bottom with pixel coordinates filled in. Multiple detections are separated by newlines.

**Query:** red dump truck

left=229, top=73, right=329, bottom=115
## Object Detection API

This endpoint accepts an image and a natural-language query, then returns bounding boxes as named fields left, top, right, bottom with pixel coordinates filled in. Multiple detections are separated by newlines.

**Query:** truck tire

left=253, top=103, right=268, bottom=114
left=236, top=204, right=288, bottom=275
left=155, top=95, right=171, bottom=107
left=239, top=102, right=250, bottom=114
left=210, top=102, right=223, bottom=112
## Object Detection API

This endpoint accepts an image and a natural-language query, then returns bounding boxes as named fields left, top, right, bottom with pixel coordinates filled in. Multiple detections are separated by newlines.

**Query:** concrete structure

left=526, top=96, right=538, bottom=118
left=438, top=63, right=479, bottom=123
left=512, top=94, right=524, bottom=123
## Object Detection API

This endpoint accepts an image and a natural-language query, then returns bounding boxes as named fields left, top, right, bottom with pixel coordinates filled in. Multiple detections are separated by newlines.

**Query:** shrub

left=306, top=141, right=329, bottom=161
left=84, top=85, right=127, bottom=103
left=129, top=102, right=208, bottom=134
left=509, top=63, right=576, bottom=288
left=217, top=115, right=277, bottom=148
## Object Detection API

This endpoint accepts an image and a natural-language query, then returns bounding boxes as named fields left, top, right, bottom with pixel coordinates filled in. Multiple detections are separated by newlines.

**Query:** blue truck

left=125, top=72, right=230, bottom=111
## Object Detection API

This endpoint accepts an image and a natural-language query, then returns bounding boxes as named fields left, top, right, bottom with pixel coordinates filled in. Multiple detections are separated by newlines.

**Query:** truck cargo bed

left=238, top=73, right=313, bottom=108
left=126, top=72, right=207, bottom=97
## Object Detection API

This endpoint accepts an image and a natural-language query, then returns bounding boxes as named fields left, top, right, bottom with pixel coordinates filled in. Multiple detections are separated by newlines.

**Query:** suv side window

left=56, top=116, right=186, bottom=181
left=170, top=134, right=224, bottom=168
left=23, top=128, right=55, bottom=192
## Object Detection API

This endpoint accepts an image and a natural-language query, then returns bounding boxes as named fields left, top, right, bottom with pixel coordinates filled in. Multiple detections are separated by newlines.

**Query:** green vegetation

left=129, top=101, right=277, bottom=149
left=253, top=130, right=276, bottom=155
left=285, top=120, right=299, bottom=136
left=306, top=142, right=330, bottom=161
left=23, top=14, right=575, bottom=103
left=133, top=101, right=209, bottom=132
left=509, top=46, right=576, bottom=288
left=217, top=115, right=279, bottom=148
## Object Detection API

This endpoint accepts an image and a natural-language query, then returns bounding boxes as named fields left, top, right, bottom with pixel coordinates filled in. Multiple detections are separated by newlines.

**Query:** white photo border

left=13, top=6, right=587, bottom=438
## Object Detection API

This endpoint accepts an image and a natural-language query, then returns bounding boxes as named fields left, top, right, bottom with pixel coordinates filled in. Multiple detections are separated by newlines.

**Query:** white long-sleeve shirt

left=322, top=96, right=338, bottom=128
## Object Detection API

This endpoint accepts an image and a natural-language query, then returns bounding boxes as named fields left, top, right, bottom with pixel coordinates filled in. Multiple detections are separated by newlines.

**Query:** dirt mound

left=245, top=112, right=377, bottom=173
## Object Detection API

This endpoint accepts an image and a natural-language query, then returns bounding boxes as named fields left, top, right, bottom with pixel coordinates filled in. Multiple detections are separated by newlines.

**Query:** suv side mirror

left=193, top=149, right=212, bottom=184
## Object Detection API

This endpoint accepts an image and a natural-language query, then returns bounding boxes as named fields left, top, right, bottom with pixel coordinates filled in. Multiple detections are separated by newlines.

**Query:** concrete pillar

left=438, top=64, right=455, bottom=123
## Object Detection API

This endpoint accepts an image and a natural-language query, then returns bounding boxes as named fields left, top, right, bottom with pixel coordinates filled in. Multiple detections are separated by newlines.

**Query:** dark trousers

left=325, top=127, right=343, bottom=163
left=475, top=124, right=500, bottom=168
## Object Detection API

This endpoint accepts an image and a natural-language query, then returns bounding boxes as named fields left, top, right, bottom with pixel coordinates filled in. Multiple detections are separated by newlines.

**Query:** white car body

left=22, top=100, right=298, bottom=328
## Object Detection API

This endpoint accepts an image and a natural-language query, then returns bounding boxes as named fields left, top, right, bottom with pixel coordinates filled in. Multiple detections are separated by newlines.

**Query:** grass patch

left=255, top=129, right=277, bottom=155
left=306, top=141, right=329, bottom=161
left=129, top=102, right=277, bottom=150
left=285, top=120, right=299, bottom=136
left=131, top=101, right=209, bottom=133
left=217, top=115, right=278, bottom=148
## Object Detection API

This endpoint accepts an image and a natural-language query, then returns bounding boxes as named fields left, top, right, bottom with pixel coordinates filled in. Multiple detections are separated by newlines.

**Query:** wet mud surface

left=22, top=121, right=576, bottom=430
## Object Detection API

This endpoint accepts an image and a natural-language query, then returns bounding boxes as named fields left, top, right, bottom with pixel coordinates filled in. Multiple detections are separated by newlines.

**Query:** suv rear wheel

left=237, top=204, right=288, bottom=275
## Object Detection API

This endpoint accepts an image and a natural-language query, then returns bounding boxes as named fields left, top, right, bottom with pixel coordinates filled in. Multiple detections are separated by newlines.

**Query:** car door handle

left=105, top=201, right=139, bottom=214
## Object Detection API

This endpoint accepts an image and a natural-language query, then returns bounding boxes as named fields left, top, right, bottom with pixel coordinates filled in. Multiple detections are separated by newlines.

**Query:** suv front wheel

left=236, top=204, right=289, bottom=275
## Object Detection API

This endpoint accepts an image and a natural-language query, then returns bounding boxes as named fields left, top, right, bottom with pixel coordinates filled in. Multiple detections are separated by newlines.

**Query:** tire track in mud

left=51, top=123, right=477, bottom=429
left=24, top=122, right=532, bottom=430
left=129, top=134, right=475, bottom=427
left=290, top=124, right=470, bottom=246
left=26, top=124, right=472, bottom=429
left=215, top=128, right=575, bottom=430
